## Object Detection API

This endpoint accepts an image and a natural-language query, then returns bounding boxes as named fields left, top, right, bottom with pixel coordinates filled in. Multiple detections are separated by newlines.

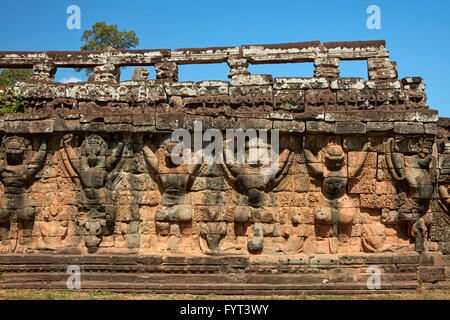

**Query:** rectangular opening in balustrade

left=121, top=66, right=156, bottom=81
left=177, top=63, right=229, bottom=82
left=55, top=68, right=87, bottom=84
left=248, top=62, right=314, bottom=78
left=338, top=60, right=368, bottom=80
left=0, top=68, right=32, bottom=86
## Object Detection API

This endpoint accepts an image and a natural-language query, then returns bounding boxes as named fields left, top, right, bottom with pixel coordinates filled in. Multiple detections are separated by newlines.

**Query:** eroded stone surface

left=0, top=40, right=447, bottom=263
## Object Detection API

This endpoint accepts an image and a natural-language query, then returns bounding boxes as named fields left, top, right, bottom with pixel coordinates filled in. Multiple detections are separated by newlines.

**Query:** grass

left=0, top=288, right=449, bottom=300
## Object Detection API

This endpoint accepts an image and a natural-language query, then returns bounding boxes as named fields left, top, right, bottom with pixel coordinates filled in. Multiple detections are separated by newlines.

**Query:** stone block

left=273, top=77, right=329, bottom=90
left=335, top=121, right=366, bottom=134
left=231, top=74, right=272, bottom=86
left=418, top=267, right=446, bottom=283
left=306, top=121, right=335, bottom=133
left=394, top=122, right=424, bottom=134
left=330, top=78, right=365, bottom=90
left=367, top=122, right=394, bottom=132
left=273, top=120, right=305, bottom=132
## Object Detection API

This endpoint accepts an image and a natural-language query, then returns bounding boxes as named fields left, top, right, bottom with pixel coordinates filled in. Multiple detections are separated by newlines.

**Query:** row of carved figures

left=0, top=133, right=448, bottom=254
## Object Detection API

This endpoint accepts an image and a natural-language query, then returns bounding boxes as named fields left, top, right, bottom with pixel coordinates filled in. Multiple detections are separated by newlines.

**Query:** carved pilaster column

left=227, top=58, right=250, bottom=78
left=30, top=61, right=56, bottom=82
left=402, top=77, right=427, bottom=109
left=88, top=63, right=120, bottom=83
left=87, top=46, right=121, bottom=83
left=155, top=59, right=178, bottom=82
left=314, top=57, right=340, bottom=79
left=367, top=57, right=398, bottom=80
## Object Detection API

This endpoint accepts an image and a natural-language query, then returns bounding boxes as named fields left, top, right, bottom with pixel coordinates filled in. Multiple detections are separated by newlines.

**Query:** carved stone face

left=85, top=145, right=101, bottom=167
left=164, top=142, right=183, bottom=168
left=324, top=144, right=344, bottom=171
left=323, top=175, right=348, bottom=195
left=85, top=220, right=102, bottom=253
left=141, top=70, right=150, bottom=79
left=5, top=138, right=25, bottom=165
left=81, top=135, right=107, bottom=168
left=6, top=149, right=24, bottom=166
left=238, top=138, right=273, bottom=174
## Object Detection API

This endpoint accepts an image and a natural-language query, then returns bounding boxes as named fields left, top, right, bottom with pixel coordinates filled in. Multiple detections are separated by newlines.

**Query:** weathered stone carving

left=0, top=136, right=47, bottom=253
left=86, top=46, right=121, bottom=83
left=30, top=62, right=56, bottom=82
left=438, top=142, right=450, bottom=213
left=143, top=136, right=200, bottom=252
left=221, top=134, right=294, bottom=253
left=433, top=137, right=450, bottom=254
left=155, top=59, right=178, bottom=82
left=61, top=134, right=124, bottom=253
left=0, top=40, right=448, bottom=293
left=314, top=57, right=340, bottom=79
left=361, top=224, right=392, bottom=253
left=200, top=222, right=226, bottom=254
left=88, top=63, right=121, bottom=83
left=304, top=137, right=368, bottom=254
left=132, top=66, right=150, bottom=81
left=385, top=136, right=437, bottom=252
left=0, top=40, right=447, bottom=259
left=227, top=58, right=250, bottom=78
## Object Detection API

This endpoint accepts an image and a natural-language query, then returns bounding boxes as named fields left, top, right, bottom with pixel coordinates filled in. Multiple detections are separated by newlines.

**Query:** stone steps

left=0, top=271, right=418, bottom=284
left=0, top=279, right=421, bottom=294
left=0, top=253, right=447, bottom=293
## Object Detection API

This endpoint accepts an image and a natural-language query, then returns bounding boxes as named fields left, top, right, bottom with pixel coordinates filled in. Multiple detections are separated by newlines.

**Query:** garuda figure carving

left=433, top=141, right=450, bottom=253
left=385, top=136, right=437, bottom=252
left=132, top=66, right=150, bottom=81
left=438, top=142, right=450, bottom=214
left=0, top=135, right=47, bottom=253
left=143, top=136, right=201, bottom=252
left=222, top=133, right=294, bottom=253
left=304, top=138, right=368, bottom=254
left=62, top=134, right=124, bottom=253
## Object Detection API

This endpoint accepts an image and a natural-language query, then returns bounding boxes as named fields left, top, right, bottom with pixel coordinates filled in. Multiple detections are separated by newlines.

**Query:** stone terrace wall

left=0, top=40, right=448, bottom=259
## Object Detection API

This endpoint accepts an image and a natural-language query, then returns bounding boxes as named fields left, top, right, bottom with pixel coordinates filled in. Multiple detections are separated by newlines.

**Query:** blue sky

left=1, top=0, right=449, bottom=116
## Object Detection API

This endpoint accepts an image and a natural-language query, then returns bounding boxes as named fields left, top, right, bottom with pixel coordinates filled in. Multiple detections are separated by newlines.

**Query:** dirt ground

left=0, top=288, right=449, bottom=300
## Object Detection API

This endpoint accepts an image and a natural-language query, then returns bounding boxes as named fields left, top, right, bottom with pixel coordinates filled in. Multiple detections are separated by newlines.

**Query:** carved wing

left=26, top=139, right=48, bottom=180
left=385, top=137, right=406, bottom=181
left=271, top=149, right=294, bottom=187
left=60, top=134, right=81, bottom=179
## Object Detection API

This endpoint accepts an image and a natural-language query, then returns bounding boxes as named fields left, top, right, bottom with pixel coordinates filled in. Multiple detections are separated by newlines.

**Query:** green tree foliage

left=77, top=22, right=139, bottom=76
left=0, top=68, right=32, bottom=87
left=0, top=87, right=25, bottom=114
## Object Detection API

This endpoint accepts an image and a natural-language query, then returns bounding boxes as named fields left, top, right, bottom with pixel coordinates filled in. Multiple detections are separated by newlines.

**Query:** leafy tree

left=0, top=87, right=25, bottom=114
left=77, top=22, right=139, bottom=76
left=0, top=68, right=32, bottom=87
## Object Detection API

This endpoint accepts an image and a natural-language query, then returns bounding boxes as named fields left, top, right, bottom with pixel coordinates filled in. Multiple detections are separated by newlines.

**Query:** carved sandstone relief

left=221, top=133, right=294, bottom=254
left=303, top=135, right=368, bottom=254
left=142, top=135, right=201, bottom=253
left=0, top=135, right=47, bottom=253
left=384, top=136, right=437, bottom=252
left=61, top=134, right=124, bottom=253
left=0, top=40, right=447, bottom=258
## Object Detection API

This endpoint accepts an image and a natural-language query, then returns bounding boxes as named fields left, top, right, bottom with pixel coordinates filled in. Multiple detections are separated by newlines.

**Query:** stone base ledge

left=0, top=252, right=445, bottom=272
left=0, top=110, right=439, bottom=134
left=0, top=253, right=447, bottom=292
